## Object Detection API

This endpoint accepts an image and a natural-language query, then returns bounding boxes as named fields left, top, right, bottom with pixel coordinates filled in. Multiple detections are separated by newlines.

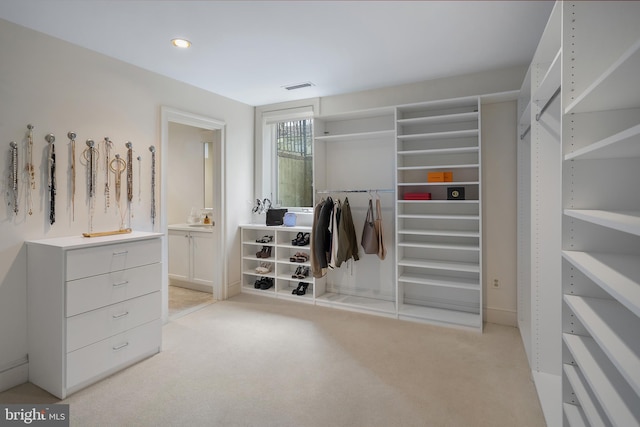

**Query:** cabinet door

left=191, top=231, right=214, bottom=285
left=168, top=230, right=190, bottom=281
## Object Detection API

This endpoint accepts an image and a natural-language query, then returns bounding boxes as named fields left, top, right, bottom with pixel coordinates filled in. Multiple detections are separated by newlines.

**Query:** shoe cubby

left=240, top=225, right=316, bottom=303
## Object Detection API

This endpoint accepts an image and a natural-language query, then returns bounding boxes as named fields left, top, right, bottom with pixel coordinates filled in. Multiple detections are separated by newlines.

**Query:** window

left=274, top=118, right=313, bottom=207
left=256, top=100, right=318, bottom=209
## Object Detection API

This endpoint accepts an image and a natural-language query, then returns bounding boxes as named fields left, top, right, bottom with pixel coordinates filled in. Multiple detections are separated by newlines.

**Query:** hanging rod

left=316, top=188, right=395, bottom=194
left=535, top=86, right=561, bottom=122
left=520, top=125, right=531, bottom=140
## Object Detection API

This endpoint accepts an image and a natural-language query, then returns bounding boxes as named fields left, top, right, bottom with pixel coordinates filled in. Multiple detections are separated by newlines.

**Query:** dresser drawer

left=66, top=263, right=161, bottom=317
left=66, top=292, right=161, bottom=352
left=66, top=319, right=161, bottom=390
left=66, top=238, right=161, bottom=281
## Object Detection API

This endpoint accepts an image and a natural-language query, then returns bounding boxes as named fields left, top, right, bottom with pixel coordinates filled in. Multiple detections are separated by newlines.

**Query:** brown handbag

left=361, top=199, right=379, bottom=254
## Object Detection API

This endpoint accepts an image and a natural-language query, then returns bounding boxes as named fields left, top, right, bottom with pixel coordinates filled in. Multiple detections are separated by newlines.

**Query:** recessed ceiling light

left=171, top=38, right=191, bottom=48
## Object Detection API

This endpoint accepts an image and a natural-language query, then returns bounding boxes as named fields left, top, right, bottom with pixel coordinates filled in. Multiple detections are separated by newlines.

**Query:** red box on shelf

left=404, top=193, right=432, bottom=200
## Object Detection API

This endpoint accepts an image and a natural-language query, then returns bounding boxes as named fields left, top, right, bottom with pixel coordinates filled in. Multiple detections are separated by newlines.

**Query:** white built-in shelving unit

left=313, top=107, right=397, bottom=317
left=560, top=2, right=640, bottom=425
left=517, top=2, right=564, bottom=424
left=395, top=97, right=482, bottom=330
left=240, top=225, right=316, bottom=302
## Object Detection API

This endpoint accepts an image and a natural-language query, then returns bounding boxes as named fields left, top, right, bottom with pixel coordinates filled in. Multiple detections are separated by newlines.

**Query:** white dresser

left=26, top=231, right=163, bottom=399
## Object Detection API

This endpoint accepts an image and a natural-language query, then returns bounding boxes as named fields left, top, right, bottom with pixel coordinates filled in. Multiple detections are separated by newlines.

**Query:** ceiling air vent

left=282, top=82, right=315, bottom=91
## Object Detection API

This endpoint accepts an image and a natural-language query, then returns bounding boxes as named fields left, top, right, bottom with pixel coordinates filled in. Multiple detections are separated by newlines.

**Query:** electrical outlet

left=493, top=279, right=500, bottom=288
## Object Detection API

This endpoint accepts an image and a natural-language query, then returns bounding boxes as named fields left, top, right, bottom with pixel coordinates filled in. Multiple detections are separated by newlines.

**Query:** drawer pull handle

left=112, top=280, right=129, bottom=287
left=113, top=250, right=129, bottom=256
left=112, top=311, right=129, bottom=319
left=112, top=342, right=129, bottom=351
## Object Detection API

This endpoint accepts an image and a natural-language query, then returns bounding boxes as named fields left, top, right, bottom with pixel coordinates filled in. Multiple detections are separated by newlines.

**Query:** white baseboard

left=169, top=279, right=213, bottom=294
left=0, top=357, right=28, bottom=393
left=484, top=306, right=517, bottom=327
left=227, top=281, right=241, bottom=299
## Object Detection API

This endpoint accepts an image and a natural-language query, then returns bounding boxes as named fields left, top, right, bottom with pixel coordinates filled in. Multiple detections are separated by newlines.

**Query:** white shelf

left=564, top=295, right=640, bottom=396
left=398, top=229, right=479, bottom=238
left=398, top=304, right=481, bottom=329
left=315, top=129, right=395, bottom=142
left=397, top=181, right=479, bottom=187
left=397, top=146, right=479, bottom=156
left=563, top=403, right=589, bottom=427
left=565, top=37, right=640, bottom=114
left=562, top=251, right=640, bottom=318
left=396, top=111, right=478, bottom=126
left=564, top=209, right=640, bottom=236
left=565, top=123, right=640, bottom=161
left=563, top=364, right=608, bottom=427
left=398, top=258, right=479, bottom=273
left=398, top=273, right=479, bottom=291
left=398, top=242, right=479, bottom=251
left=397, top=129, right=478, bottom=141
left=563, top=333, right=640, bottom=426
left=314, top=292, right=396, bottom=315
left=397, top=214, right=479, bottom=221
left=398, top=200, right=479, bottom=204
left=397, top=164, right=479, bottom=171
left=242, top=269, right=275, bottom=278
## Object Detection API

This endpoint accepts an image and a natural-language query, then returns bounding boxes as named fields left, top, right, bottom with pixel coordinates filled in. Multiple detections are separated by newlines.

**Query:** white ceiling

left=0, top=1, right=553, bottom=106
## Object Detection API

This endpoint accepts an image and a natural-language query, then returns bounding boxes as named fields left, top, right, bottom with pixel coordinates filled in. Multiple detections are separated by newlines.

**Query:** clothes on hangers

left=314, top=196, right=333, bottom=271
left=328, top=198, right=341, bottom=269
left=336, top=197, right=359, bottom=267
left=310, top=199, right=325, bottom=279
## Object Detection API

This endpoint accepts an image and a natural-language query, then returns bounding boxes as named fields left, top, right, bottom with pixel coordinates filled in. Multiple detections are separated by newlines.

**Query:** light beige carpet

left=0, top=293, right=545, bottom=427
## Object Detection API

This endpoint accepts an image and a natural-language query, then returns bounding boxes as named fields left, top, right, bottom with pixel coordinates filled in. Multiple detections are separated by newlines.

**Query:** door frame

left=160, top=106, right=226, bottom=322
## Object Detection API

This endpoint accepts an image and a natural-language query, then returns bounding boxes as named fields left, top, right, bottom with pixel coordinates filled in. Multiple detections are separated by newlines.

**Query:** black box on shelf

left=447, top=187, right=465, bottom=200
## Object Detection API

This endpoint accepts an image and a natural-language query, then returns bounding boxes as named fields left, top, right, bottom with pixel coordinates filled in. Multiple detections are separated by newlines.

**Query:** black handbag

left=266, top=208, right=288, bottom=226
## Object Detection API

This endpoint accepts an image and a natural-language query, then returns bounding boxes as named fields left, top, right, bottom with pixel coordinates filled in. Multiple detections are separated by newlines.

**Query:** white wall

left=0, top=18, right=253, bottom=392
left=481, top=101, right=518, bottom=326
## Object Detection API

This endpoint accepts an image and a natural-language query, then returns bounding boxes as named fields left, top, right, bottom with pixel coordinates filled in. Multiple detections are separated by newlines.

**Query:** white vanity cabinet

left=168, top=225, right=214, bottom=289
left=26, top=231, right=163, bottom=399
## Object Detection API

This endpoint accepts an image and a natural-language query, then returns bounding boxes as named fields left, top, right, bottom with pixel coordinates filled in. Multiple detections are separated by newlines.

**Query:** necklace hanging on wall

left=126, top=141, right=133, bottom=223
left=110, top=153, right=127, bottom=229
left=10, top=141, right=18, bottom=215
left=25, top=124, right=35, bottom=215
left=68, top=132, right=77, bottom=220
left=83, top=139, right=98, bottom=232
left=45, top=133, right=56, bottom=225
left=149, top=145, right=156, bottom=226
left=137, top=155, right=142, bottom=203
left=103, top=137, right=113, bottom=210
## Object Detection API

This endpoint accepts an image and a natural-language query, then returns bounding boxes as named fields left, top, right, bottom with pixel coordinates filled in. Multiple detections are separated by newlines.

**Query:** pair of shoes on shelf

left=256, top=246, right=272, bottom=258
left=292, top=282, right=309, bottom=295
left=292, top=266, right=309, bottom=279
left=255, top=262, right=271, bottom=274
left=291, top=232, right=310, bottom=246
left=289, top=252, right=309, bottom=263
left=254, top=277, right=274, bottom=290
left=255, top=235, right=273, bottom=243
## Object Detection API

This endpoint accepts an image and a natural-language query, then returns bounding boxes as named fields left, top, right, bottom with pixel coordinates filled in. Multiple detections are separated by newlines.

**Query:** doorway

left=160, top=107, right=226, bottom=323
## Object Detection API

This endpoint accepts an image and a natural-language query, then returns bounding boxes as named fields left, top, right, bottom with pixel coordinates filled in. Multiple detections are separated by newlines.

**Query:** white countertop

left=26, top=230, right=163, bottom=249
left=168, top=223, right=214, bottom=232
